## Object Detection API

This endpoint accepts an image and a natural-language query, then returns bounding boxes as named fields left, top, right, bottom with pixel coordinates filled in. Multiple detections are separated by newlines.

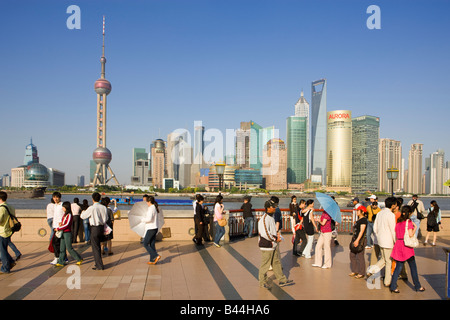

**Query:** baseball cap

left=352, top=197, right=359, bottom=202
left=355, top=204, right=367, bottom=212
left=369, top=195, right=378, bottom=200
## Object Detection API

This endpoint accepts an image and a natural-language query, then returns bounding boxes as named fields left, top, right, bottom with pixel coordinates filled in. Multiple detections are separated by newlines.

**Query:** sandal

left=348, top=272, right=357, bottom=277
left=354, top=274, right=365, bottom=279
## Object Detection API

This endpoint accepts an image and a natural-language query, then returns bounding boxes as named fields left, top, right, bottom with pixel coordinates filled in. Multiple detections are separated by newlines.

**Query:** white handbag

left=403, top=220, right=419, bottom=248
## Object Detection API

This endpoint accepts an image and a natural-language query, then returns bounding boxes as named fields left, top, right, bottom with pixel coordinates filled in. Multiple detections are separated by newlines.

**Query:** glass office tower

left=287, top=116, right=308, bottom=184
left=351, top=115, right=380, bottom=193
left=249, top=121, right=275, bottom=171
left=310, top=79, right=327, bottom=184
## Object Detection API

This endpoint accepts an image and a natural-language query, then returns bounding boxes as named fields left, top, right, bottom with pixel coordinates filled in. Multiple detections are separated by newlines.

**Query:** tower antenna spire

left=101, top=16, right=106, bottom=79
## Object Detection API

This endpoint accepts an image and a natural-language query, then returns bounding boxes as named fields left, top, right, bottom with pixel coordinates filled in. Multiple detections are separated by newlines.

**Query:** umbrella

left=128, top=201, right=165, bottom=237
left=315, top=192, right=342, bottom=224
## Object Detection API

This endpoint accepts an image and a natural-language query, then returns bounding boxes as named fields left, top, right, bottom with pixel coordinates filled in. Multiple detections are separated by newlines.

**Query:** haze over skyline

left=1, top=0, right=449, bottom=185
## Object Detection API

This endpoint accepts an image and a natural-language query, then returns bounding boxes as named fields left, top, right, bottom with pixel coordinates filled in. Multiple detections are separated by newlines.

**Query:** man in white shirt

left=369, top=197, right=397, bottom=287
left=81, top=192, right=108, bottom=270
left=258, top=202, right=293, bottom=290
left=407, top=194, right=425, bottom=238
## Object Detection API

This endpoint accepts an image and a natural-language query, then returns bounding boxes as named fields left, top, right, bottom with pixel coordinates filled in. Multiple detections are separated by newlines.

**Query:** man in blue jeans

left=0, top=191, right=17, bottom=274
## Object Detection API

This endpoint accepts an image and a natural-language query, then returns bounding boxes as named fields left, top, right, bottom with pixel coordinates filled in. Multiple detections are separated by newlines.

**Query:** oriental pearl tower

left=92, top=16, right=120, bottom=186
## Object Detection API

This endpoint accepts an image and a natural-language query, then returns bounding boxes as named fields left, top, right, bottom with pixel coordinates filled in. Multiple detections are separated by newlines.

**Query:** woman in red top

left=312, top=211, right=333, bottom=269
left=55, top=202, right=83, bottom=267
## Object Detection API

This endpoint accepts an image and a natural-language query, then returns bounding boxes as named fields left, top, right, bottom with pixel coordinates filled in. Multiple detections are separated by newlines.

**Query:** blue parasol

left=315, top=192, right=342, bottom=224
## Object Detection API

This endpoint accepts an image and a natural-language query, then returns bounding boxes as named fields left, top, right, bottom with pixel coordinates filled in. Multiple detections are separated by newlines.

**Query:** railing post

left=224, top=211, right=230, bottom=243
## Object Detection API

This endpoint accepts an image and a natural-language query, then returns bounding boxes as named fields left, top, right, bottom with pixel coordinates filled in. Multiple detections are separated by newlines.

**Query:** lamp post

left=386, top=166, right=399, bottom=197
left=215, top=162, right=226, bottom=191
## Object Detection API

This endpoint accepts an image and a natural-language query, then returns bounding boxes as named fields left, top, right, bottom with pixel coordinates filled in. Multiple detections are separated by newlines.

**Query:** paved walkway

left=0, top=234, right=448, bottom=301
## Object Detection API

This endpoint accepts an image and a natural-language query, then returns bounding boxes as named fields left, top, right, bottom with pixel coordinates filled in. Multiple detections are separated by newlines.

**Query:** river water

left=7, top=194, right=450, bottom=212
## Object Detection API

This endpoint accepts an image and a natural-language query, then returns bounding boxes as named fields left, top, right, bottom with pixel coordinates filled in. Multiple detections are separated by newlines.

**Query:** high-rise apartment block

left=430, top=149, right=445, bottom=194
left=407, top=143, right=423, bottom=194
left=262, top=138, right=287, bottom=190
left=378, top=138, right=402, bottom=193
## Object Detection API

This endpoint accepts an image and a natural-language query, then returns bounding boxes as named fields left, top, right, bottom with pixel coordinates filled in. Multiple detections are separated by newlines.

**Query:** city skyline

left=1, top=1, right=449, bottom=185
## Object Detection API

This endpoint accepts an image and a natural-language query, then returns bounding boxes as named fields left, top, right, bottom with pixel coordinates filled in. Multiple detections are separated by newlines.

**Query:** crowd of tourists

left=0, top=189, right=443, bottom=295
left=192, top=193, right=441, bottom=292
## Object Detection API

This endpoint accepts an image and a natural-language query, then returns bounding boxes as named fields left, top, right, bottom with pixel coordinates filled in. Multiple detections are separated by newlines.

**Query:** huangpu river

left=7, top=193, right=450, bottom=212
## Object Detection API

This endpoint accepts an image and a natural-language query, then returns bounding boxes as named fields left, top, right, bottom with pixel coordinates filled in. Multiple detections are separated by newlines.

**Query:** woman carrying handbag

left=349, top=204, right=367, bottom=279
left=390, top=205, right=425, bottom=293
left=213, top=195, right=226, bottom=248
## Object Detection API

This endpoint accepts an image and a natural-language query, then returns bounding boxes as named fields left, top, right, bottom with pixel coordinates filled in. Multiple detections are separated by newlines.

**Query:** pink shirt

left=320, top=212, right=332, bottom=233
left=214, top=203, right=224, bottom=222
left=391, top=220, right=415, bottom=262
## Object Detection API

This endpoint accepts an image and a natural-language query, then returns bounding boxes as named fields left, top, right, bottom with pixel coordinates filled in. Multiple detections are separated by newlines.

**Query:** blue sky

left=1, top=0, right=449, bottom=185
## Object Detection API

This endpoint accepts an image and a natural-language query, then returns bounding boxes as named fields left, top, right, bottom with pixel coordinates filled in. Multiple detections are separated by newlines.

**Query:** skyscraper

left=407, top=143, right=423, bottom=194
left=92, top=16, right=119, bottom=186
left=352, top=115, right=380, bottom=193
left=249, top=121, right=275, bottom=171
left=310, top=79, right=327, bottom=184
left=430, top=149, right=445, bottom=194
left=151, top=139, right=166, bottom=189
left=294, top=90, right=310, bottom=178
left=378, top=138, right=402, bottom=193
left=286, top=116, right=307, bottom=184
left=191, top=122, right=205, bottom=185
left=443, top=161, right=450, bottom=195
left=131, top=148, right=150, bottom=186
left=235, top=121, right=251, bottom=168
left=193, top=122, right=205, bottom=165
left=23, top=138, right=39, bottom=166
left=326, top=110, right=352, bottom=190
left=262, top=138, right=287, bottom=190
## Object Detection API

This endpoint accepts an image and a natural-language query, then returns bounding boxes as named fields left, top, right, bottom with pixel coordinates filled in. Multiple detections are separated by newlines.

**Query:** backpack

left=1, top=205, right=21, bottom=233
left=427, top=208, right=438, bottom=227
left=410, top=200, right=424, bottom=220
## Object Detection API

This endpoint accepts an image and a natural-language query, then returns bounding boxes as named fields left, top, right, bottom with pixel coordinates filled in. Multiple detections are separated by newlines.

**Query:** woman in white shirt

left=142, top=196, right=161, bottom=265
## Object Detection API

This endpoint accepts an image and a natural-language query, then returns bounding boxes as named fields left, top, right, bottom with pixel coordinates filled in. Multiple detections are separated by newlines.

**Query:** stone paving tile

left=1, top=235, right=449, bottom=302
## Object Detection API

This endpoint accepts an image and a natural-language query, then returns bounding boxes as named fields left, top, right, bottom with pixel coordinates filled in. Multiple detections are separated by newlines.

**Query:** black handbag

left=258, top=236, right=273, bottom=248
left=349, top=222, right=365, bottom=253
left=258, top=215, right=276, bottom=248
left=349, top=234, right=366, bottom=253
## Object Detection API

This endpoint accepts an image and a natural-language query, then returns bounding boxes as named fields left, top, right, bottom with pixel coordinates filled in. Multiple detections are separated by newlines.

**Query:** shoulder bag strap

left=263, top=215, right=276, bottom=242
left=0, top=204, right=12, bottom=218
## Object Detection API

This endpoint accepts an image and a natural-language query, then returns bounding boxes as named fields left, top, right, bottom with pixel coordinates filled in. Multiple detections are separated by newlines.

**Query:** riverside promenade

left=0, top=234, right=448, bottom=301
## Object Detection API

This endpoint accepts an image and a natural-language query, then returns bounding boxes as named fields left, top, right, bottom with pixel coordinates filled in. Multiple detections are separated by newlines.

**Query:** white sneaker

left=50, top=258, right=58, bottom=265
left=321, top=266, right=330, bottom=269
left=312, top=264, right=321, bottom=268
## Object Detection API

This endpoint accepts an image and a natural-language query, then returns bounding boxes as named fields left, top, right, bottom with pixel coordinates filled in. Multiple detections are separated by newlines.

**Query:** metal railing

left=227, top=208, right=354, bottom=238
